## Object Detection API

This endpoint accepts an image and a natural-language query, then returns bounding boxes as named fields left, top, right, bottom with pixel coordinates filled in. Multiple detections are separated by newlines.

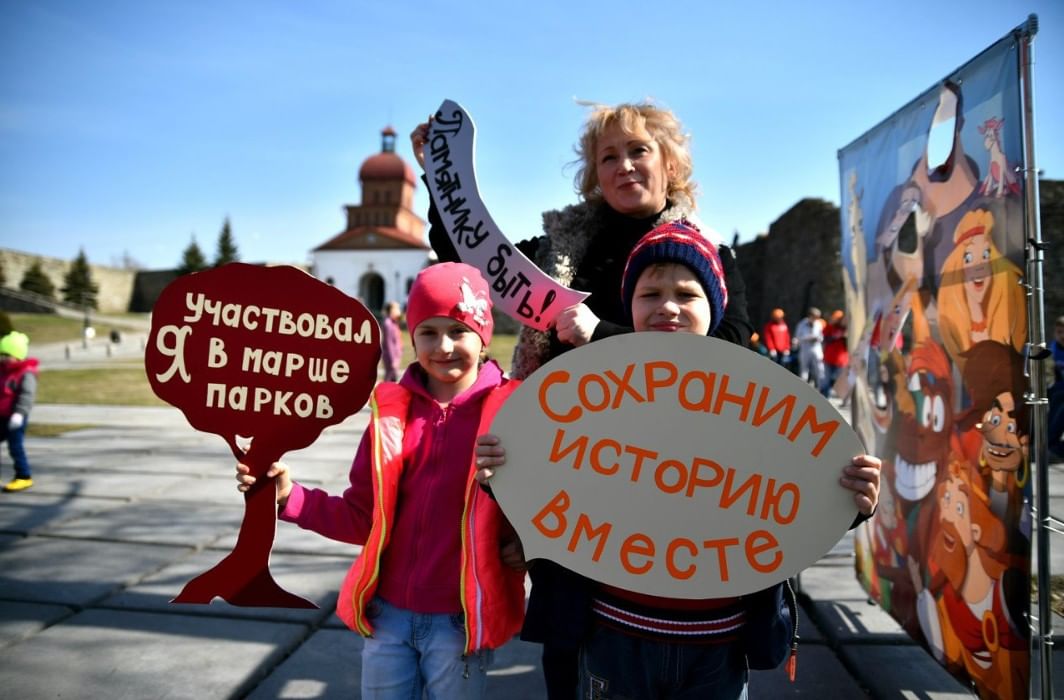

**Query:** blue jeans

left=361, top=597, right=493, bottom=699
left=578, top=623, right=748, bottom=699
left=1, top=422, right=31, bottom=479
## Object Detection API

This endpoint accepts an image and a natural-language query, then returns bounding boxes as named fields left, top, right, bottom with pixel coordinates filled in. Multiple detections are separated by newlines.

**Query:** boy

left=478, top=221, right=881, bottom=698
left=0, top=331, right=38, bottom=492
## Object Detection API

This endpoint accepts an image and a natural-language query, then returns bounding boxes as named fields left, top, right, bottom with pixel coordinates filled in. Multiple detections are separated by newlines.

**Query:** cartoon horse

left=978, top=117, right=1020, bottom=198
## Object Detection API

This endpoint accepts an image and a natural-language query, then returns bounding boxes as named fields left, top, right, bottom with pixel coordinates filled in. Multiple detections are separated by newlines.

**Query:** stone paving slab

left=140, top=474, right=256, bottom=505
left=38, top=499, right=242, bottom=548
left=838, top=644, right=973, bottom=699
left=798, top=564, right=914, bottom=644
left=0, top=535, right=193, bottom=607
left=0, top=491, right=121, bottom=534
left=0, top=608, right=308, bottom=700
left=19, top=469, right=190, bottom=500
left=211, top=517, right=364, bottom=558
left=748, top=642, right=869, bottom=697
left=101, top=549, right=350, bottom=625
left=0, top=600, right=73, bottom=649
left=247, top=628, right=550, bottom=699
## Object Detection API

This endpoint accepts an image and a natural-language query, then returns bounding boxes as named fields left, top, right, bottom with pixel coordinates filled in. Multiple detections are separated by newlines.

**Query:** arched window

left=359, top=271, right=385, bottom=314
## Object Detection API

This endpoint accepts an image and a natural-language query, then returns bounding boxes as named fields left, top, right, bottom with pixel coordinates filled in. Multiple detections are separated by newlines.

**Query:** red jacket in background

left=762, top=320, right=791, bottom=354
left=824, top=321, right=849, bottom=368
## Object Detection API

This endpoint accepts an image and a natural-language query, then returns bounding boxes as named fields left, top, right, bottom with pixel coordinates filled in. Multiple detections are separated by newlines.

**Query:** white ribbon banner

left=424, top=99, right=589, bottom=331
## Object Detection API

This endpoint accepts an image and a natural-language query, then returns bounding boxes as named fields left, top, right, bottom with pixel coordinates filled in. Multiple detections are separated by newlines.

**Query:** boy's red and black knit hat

left=406, top=262, right=494, bottom=346
left=621, top=219, right=728, bottom=335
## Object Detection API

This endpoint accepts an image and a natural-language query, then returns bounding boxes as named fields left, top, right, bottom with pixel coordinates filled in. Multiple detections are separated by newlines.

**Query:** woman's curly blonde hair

left=573, top=101, right=696, bottom=207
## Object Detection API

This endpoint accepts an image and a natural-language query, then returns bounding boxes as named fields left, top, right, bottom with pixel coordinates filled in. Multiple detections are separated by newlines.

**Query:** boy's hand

left=236, top=461, right=293, bottom=507
left=475, top=433, right=506, bottom=484
left=8, top=413, right=24, bottom=430
left=840, top=454, right=881, bottom=516
left=553, top=303, right=600, bottom=347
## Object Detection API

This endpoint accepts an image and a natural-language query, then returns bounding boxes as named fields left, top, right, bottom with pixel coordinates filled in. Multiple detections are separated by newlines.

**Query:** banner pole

left=1017, top=13, right=1052, bottom=698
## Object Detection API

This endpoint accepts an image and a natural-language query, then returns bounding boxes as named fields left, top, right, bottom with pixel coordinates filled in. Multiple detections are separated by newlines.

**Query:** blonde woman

left=936, top=208, right=1026, bottom=371
left=413, top=102, right=753, bottom=699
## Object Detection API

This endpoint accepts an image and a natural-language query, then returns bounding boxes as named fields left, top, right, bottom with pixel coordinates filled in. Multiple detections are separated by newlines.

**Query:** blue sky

left=1, top=0, right=1061, bottom=270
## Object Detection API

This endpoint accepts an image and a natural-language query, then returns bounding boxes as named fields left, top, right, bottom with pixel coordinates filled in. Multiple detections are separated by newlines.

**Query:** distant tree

left=0, top=255, right=6, bottom=287
left=0, top=310, right=12, bottom=337
left=62, top=249, right=100, bottom=309
left=177, top=237, right=208, bottom=276
left=19, top=261, right=56, bottom=299
left=214, top=217, right=239, bottom=267
left=112, top=250, right=143, bottom=270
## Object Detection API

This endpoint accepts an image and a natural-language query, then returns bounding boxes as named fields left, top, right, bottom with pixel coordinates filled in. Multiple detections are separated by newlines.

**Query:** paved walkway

left=1, top=346, right=1059, bottom=697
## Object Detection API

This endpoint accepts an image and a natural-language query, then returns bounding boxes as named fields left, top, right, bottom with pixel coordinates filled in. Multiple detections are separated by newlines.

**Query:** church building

left=311, top=127, right=430, bottom=314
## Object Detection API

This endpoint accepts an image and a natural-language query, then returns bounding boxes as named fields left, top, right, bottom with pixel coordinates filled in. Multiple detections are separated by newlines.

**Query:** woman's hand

left=553, top=303, right=600, bottom=347
left=410, top=119, right=431, bottom=170
left=840, top=454, right=881, bottom=516
left=236, top=461, right=294, bottom=507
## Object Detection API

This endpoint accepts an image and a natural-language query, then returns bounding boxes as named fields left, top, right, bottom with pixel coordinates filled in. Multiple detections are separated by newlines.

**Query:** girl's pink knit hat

left=406, top=262, right=494, bottom=346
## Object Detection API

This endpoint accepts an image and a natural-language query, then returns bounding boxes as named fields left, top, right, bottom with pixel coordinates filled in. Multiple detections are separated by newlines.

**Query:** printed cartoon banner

left=489, top=333, right=864, bottom=598
left=838, top=26, right=1031, bottom=699
left=145, top=263, right=381, bottom=607
left=424, top=99, right=589, bottom=331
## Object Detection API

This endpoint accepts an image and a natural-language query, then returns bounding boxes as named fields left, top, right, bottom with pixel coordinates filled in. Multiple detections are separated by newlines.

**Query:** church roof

left=359, top=152, right=417, bottom=184
left=314, top=225, right=429, bottom=252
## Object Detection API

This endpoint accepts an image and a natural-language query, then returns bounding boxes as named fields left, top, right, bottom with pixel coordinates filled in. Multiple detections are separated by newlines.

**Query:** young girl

left=477, top=221, right=881, bottom=699
left=237, top=262, right=525, bottom=699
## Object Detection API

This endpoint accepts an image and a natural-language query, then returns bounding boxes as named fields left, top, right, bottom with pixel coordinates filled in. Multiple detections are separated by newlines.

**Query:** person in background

left=822, top=309, right=848, bottom=398
left=795, top=307, right=826, bottom=390
left=237, top=264, right=525, bottom=699
left=762, top=308, right=791, bottom=367
left=749, top=331, right=769, bottom=357
left=413, top=101, right=753, bottom=698
left=380, top=301, right=404, bottom=383
left=0, top=331, right=38, bottom=492
left=1048, top=315, right=1064, bottom=461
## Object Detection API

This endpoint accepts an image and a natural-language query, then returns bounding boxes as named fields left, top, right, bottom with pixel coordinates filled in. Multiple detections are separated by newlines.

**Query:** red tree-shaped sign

left=145, top=263, right=380, bottom=607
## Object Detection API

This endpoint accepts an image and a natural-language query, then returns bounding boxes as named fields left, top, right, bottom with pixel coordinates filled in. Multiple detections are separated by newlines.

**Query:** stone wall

left=1040, top=179, right=1063, bottom=334
left=0, top=248, right=136, bottom=313
left=734, top=198, right=846, bottom=335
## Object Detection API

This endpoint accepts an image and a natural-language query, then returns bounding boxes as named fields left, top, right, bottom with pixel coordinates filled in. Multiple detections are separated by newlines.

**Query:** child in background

left=476, top=221, right=881, bottom=699
left=237, top=263, right=525, bottom=699
left=380, top=300, right=403, bottom=382
left=1, top=331, right=38, bottom=493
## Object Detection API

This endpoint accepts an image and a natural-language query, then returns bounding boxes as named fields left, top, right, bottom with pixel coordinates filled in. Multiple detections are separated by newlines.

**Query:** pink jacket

left=280, top=360, right=525, bottom=649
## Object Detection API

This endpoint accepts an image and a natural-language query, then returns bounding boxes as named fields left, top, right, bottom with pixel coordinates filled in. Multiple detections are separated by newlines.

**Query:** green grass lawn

left=8, top=313, right=89, bottom=344
left=37, top=366, right=167, bottom=407
left=8, top=312, right=149, bottom=345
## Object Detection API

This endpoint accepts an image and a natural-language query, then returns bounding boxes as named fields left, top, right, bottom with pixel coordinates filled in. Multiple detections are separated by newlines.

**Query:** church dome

left=359, top=126, right=416, bottom=184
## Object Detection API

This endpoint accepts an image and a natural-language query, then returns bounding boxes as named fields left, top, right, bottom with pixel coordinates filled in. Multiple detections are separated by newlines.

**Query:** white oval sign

left=489, top=333, right=865, bottom=599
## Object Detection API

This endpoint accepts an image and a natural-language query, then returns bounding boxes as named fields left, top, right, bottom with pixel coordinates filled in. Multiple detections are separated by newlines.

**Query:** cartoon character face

left=978, top=391, right=1028, bottom=473
left=961, top=231, right=993, bottom=307
left=878, top=278, right=915, bottom=355
left=935, top=473, right=973, bottom=589
left=894, top=353, right=953, bottom=503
